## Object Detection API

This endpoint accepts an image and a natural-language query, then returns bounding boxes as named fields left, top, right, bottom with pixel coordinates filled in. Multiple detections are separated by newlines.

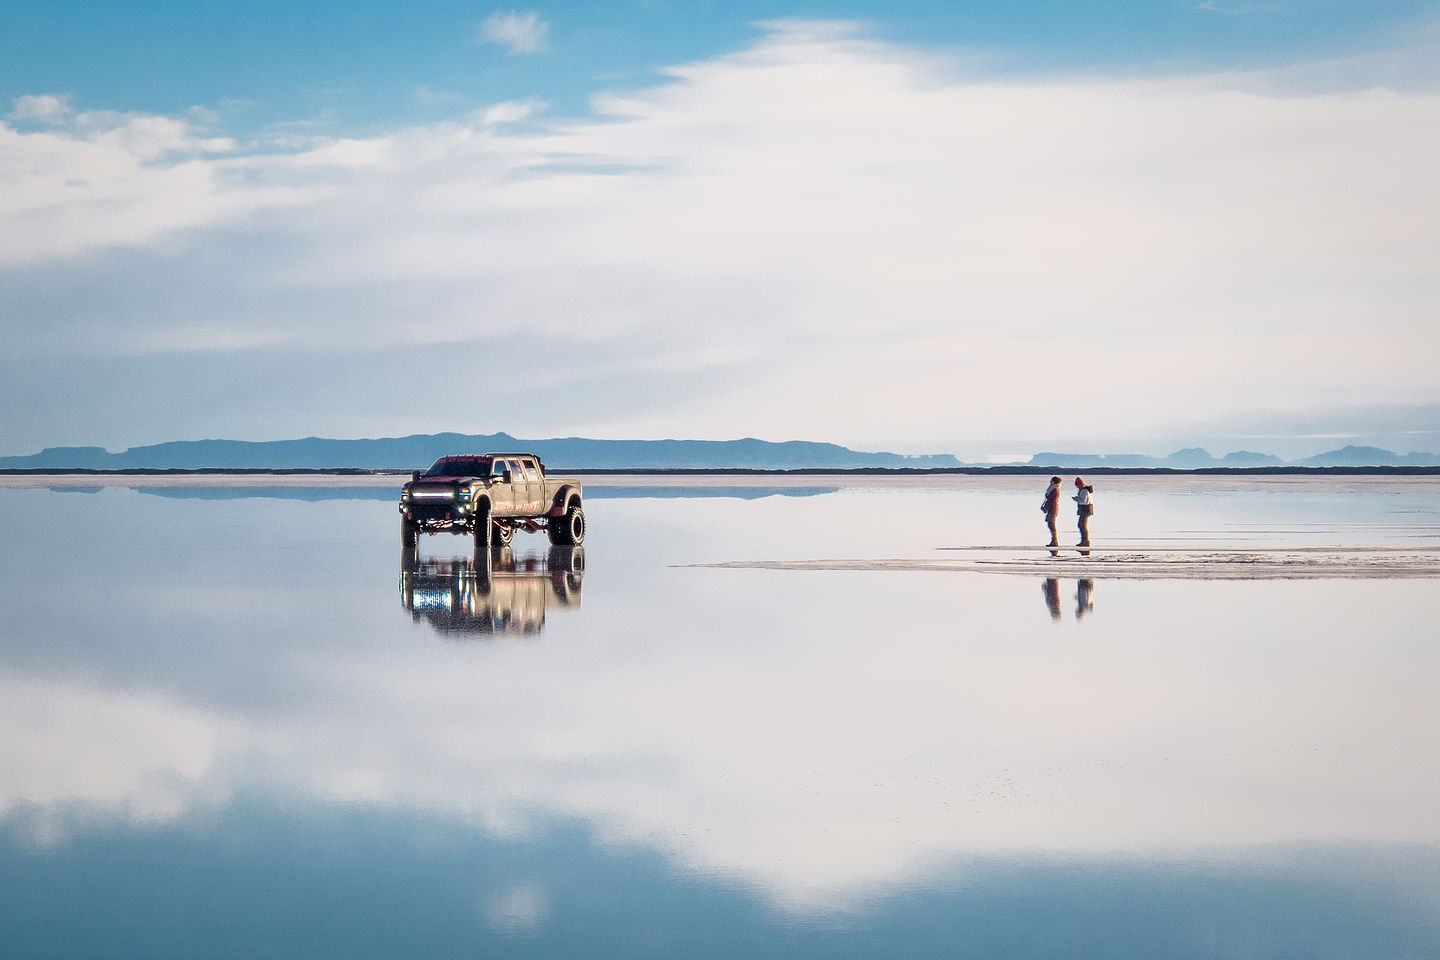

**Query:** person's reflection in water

left=1040, top=578, right=1097, bottom=622
left=1075, top=578, right=1095, bottom=620
left=1042, top=578, right=1062, bottom=621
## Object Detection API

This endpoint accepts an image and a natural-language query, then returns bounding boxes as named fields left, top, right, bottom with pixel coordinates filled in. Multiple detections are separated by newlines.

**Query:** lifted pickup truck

left=399, top=453, right=585, bottom=549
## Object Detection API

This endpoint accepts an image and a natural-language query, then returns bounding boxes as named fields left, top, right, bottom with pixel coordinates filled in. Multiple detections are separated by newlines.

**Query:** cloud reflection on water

left=3, top=800, right=1438, bottom=958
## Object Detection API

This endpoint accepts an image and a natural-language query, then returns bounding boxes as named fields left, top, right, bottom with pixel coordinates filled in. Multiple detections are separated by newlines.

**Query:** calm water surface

left=2, top=475, right=1438, bottom=958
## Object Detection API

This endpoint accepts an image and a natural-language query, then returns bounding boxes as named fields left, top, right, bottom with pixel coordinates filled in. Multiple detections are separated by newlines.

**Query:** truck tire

left=548, top=503, right=585, bottom=545
left=491, top=522, right=513, bottom=545
left=473, top=503, right=493, bottom=550
left=401, top=519, right=419, bottom=548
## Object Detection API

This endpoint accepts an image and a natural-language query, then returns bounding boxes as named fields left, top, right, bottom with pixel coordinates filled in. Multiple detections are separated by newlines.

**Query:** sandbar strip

left=937, top=544, right=1437, bottom=554
left=689, top=553, right=1440, bottom=580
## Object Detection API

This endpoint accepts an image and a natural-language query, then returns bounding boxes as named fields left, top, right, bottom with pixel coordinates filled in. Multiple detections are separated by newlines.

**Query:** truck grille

left=409, top=503, right=457, bottom=522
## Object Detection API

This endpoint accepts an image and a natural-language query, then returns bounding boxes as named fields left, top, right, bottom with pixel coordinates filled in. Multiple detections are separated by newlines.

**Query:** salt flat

left=10, top=471, right=1438, bottom=577
left=2, top=472, right=1439, bottom=953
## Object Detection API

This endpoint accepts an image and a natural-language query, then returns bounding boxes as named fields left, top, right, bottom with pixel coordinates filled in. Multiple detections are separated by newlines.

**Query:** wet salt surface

left=2, top=475, right=1439, bottom=958
left=708, top=546, right=1440, bottom=578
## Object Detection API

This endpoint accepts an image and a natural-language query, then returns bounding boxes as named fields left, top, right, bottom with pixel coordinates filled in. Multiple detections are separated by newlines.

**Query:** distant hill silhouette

left=0, top=433, right=961, bottom=471
left=1026, top=448, right=1283, bottom=469
left=1291, top=445, right=1440, bottom=467
left=1025, top=445, right=1438, bottom=469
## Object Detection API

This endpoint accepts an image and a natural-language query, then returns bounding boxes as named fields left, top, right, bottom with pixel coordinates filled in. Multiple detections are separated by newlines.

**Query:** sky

left=2, top=1, right=1438, bottom=460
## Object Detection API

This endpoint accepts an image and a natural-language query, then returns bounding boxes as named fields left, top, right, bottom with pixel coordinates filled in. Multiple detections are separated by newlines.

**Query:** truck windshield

left=423, top=457, right=490, bottom=477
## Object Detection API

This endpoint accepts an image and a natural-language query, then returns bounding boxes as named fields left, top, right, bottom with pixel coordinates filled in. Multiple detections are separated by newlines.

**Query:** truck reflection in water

left=400, top=545, right=585, bottom=637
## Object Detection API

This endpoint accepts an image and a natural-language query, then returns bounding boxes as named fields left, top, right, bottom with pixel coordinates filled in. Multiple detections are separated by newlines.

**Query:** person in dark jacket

left=1073, top=476, right=1095, bottom=547
left=1041, top=476, right=1062, bottom=547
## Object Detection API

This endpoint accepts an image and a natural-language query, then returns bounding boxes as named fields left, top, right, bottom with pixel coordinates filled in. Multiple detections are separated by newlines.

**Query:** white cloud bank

left=0, top=21, right=1438, bottom=449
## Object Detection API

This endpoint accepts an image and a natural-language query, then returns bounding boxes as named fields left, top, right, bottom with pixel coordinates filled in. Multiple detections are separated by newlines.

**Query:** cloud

left=0, top=108, right=278, bottom=267
left=1194, top=1, right=1280, bottom=14
left=413, top=84, right=462, bottom=106
left=472, top=98, right=544, bottom=126
left=479, top=10, right=550, bottom=54
left=0, top=19, right=1437, bottom=451
left=9, top=93, right=73, bottom=124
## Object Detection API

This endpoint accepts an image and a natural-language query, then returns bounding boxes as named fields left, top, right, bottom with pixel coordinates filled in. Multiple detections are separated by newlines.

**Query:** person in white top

left=1073, top=476, right=1094, bottom=547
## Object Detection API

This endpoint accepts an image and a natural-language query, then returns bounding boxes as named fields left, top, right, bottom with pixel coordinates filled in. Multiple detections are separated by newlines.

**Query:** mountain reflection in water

left=128, top=484, right=842, bottom=502
left=399, top=546, right=584, bottom=637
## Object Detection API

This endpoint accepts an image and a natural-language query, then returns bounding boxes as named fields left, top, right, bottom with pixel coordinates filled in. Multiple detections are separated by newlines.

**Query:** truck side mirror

left=503, top=469, right=513, bottom=483
left=411, top=471, right=421, bottom=482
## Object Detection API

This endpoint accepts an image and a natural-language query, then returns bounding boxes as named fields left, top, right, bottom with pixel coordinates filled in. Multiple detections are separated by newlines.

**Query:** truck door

left=518, top=457, right=545, bottom=514
left=488, top=458, right=515, bottom=516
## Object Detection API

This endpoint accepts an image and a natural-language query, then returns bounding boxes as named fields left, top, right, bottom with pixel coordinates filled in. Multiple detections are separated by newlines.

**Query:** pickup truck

left=399, top=453, right=585, bottom=549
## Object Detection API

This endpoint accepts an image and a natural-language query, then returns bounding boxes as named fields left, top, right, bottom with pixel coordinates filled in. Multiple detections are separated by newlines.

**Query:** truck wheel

left=491, top=522, right=513, bottom=545
left=473, top=505, right=493, bottom=550
left=401, top=519, right=419, bottom=548
left=548, top=504, right=585, bottom=545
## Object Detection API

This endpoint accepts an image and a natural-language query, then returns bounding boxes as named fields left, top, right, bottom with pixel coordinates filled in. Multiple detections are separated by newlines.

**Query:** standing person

left=1073, top=476, right=1095, bottom=547
left=1041, top=476, right=1062, bottom=547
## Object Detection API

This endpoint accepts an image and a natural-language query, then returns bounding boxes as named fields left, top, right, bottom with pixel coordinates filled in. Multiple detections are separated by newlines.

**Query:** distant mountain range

left=0, top=433, right=959, bottom=471
left=1024, top=445, right=1440, bottom=469
left=1, top=436, right=1436, bottom=471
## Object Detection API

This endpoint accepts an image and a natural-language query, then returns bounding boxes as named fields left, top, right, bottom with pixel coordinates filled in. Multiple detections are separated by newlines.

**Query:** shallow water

left=2, top=475, right=1439, bottom=958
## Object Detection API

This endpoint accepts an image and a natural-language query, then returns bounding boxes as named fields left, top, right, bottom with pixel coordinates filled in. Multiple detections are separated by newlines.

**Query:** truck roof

left=427, top=453, right=540, bottom=464
left=422, top=453, right=548, bottom=476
